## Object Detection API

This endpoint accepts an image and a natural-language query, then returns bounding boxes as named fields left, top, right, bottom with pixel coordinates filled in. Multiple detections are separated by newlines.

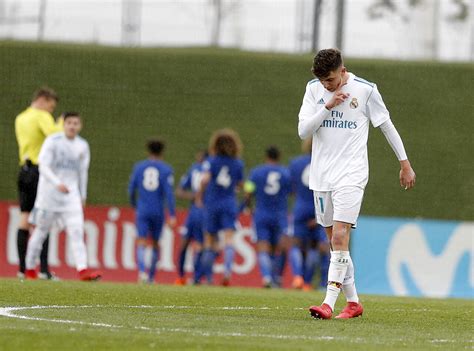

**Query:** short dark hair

left=32, top=86, right=59, bottom=102
left=311, top=48, right=343, bottom=79
left=147, top=138, right=165, bottom=156
left=62, top=112, right=80, bottom=121
left=265, top=146, right=280, bottom=161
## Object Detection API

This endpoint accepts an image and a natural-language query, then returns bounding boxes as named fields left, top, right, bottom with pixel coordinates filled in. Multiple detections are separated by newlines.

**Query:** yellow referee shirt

left=15, top=107, right=63, bottom=165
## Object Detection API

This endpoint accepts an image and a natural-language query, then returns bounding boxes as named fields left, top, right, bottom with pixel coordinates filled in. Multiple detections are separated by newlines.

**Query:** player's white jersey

left=298, top=73, right=390, bottom=191
left=34, top=132, right=90, bottom=212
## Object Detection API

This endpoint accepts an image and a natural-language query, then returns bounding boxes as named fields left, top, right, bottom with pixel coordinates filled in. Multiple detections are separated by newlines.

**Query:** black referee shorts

left=17, top=161, right=39, bottom=212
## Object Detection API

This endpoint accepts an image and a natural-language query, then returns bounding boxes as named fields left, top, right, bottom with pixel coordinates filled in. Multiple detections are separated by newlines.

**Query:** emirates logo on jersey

left=349, top=97, right=359, bottom=109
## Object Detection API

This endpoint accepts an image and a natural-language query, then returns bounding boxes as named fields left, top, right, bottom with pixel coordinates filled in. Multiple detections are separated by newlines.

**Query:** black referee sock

left=17, top=229, right=29, bottom=273
left=40, top=235, right=50, bottom=274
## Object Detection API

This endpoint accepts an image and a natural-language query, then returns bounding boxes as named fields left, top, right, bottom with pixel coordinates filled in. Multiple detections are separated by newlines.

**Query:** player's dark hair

left=147, top=138, right=165, bottom=156
left=209, top=128, right=242, bottom=158
left=62, top=112, right=81, bottom=121
left=311, top=48, right=343, bottom=79
left=266, top=146, right=280, bottom=161
left=32, top=86, right=59, bottom=102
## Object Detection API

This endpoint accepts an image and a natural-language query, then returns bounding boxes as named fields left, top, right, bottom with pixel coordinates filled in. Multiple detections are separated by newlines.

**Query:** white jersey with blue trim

left=34, top=132, right=90, bottom=212
left=298, top=73, right=390, bottom=191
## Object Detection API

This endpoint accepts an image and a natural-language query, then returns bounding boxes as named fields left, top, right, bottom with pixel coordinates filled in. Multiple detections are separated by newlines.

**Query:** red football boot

left=292, top=276, right=304, bottom=289
left=309, top=303, right=333, bottom=320
left=174, top=277, right=186, bottom=286
left=221, top=276, right=230, bottom=287
left=79, top=269, right=102, bottom=281
left=25, top=269, right=38, bottom=280
left=335, top=302, right=364, bottom=319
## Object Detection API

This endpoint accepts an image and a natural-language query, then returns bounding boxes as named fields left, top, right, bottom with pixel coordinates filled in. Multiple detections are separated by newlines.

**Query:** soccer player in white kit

left=25, top=112, right=102, bottom=281
left=298, top=49, right=415, bottom=319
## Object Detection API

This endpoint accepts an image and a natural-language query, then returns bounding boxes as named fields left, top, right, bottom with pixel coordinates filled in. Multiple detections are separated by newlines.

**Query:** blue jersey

left=202, top=156, right=244, bottom=209
left=178, top=161, right=205, bottom=242
left=179, top=162, right=203, bottom=202
left=248, top=164, right=291, bottom=219
left=289, top=155, right=314, bottom=221
left=128, top=159, right=176, bottom=217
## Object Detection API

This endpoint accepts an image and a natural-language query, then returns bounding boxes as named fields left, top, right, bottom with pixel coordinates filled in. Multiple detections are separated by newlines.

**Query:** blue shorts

left=205, top=206, right=237, bottom=235
left=136, top=212, right=164, bottom=241
left=254, top=214, right=288, bottom=246
left=182, top=206, right=205, bottom=243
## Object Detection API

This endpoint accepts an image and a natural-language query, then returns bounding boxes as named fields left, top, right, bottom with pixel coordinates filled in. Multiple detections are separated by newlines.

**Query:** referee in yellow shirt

left=15, top=87, right=63, bottom=280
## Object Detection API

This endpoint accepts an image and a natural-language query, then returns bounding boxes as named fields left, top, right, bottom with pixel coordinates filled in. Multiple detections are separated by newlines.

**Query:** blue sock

left=178, top=246, right=187, bottom=278
left=289, top=246, right=303, bottom=277
left=148, top=247, right=159, bottom=282
left=319, top=252, right=330, bottom=287
left=193, top=250, right=203, bottom=283
left=271, top=252, right=286, bottom=286
left=136, top=245, right=146, bottom=273
left=224, top=245, right=234, bottom=278
left=277, top=250, right=287, bottom=277
left=202, top=249, right=215, bottom=283
left=258, top=252, right=272, bottom=282
left=303, top=249, right=319, bottom=284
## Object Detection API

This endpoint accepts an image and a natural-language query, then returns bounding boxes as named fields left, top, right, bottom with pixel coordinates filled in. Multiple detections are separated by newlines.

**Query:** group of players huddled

left=128, top=129, right=329, bottom=290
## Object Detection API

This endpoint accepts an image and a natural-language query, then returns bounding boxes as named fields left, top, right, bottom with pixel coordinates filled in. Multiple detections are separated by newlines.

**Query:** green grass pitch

left=0, top=279, right=471, bottom=350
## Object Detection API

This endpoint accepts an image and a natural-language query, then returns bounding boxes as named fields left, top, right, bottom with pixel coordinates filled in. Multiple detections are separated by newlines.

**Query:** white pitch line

left=0, top=305, right=340, bottom=342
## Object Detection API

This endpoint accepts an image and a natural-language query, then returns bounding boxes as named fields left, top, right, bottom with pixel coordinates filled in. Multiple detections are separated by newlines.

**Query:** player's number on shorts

left=216, top=166, right=231, bottom=188
left=301, top=165, right=310, bottom=187
left=264, top=171, right=281, bottom=195
left=143, top=167, right=160, bottom=191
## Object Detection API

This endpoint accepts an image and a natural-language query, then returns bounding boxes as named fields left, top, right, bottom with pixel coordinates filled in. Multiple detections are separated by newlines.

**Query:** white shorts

left=29, top=208, right=84, bottom=232
left=313, top=186, right=364, bottom=228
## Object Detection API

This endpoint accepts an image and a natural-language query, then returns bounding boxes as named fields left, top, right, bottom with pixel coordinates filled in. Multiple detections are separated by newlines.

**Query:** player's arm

left=175, top=172, right=194, bottom=201
left=379, top=120, right=416, bottom=189
left=165, top=172, right=177, bottom=227
left=298, top=84, right=330, bottom=139
left=298, top=79, right=349, bottom=139
left=127, top=166, right=138, bottom=208
left=79, top=143, right=90, bottom=205
left=241, top=167, right=256, bottom=211
left=38, top=113, right=64, bottom=136
left=38, top=138, right=68, bottom=193
left=368, top=85, right=416, bottom=190
left=195, top=171, right=210, bottom=208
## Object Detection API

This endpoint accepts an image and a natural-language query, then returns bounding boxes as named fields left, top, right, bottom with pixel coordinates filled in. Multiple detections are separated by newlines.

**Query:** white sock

left=342, top=256, right=359, bottom=303
left=68, top=225, right=88, bottom=271
left=322, top=250, right=349, bottom=311
left=25, top=227, right=49, bottom=270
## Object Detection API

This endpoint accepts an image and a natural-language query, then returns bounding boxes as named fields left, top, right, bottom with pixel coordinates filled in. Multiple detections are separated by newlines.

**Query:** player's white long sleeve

left=79, top=145, right=90, bottom=200
left=298, top=82, right=331, bottom=139
left=39, top=163, right=62, bottom=187
left=379, top=120, right=408, bottom=161
left=298, top=107, right=331, bottom=140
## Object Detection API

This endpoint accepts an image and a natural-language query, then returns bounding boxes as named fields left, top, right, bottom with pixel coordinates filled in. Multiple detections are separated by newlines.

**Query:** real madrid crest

left=349, top=97, right=358, bottom=109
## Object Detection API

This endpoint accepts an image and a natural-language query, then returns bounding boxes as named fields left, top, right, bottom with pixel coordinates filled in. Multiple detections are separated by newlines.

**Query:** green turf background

left=0, top=41, right=472, bottom=220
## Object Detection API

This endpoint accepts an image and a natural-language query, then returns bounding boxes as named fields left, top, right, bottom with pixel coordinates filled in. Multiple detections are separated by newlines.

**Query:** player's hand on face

left=400, top=166, right=416, bottom=190
left=326, top=75, right=350, bottom=110
left=57, top=184, right=69, bottom=193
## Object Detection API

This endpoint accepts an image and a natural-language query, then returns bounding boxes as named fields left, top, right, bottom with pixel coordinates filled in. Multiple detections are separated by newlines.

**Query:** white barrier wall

left=0, top=0, right=472, bottom=61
